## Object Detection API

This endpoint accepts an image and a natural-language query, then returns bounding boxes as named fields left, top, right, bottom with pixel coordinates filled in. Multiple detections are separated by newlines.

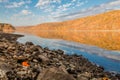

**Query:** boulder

left=0, top=61, right=12, bottom=80
left=37, top=67, right=75, bottom=80
left=38, top=55, right=49, bottom=62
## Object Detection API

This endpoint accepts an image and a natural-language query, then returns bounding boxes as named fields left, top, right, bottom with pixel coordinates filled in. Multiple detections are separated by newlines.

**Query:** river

left=16, top=33, right=120, bottom=73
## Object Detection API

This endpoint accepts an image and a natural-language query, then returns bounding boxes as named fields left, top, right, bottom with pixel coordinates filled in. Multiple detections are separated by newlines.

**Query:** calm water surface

left=16, top=33, right=120, bottom=73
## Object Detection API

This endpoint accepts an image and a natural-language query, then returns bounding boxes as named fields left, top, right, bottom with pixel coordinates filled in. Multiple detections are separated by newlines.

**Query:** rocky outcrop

left=37, top=67, right=75, bottom=80
left=0, top=33, right=120, bottom=80
left=0, top=23, right=15, bottom=33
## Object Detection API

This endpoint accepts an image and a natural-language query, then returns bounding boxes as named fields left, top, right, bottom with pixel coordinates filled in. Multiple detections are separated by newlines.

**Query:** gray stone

left=38, top=55, right=49, bottom=62
left=37, top=67, right=75, bottom=80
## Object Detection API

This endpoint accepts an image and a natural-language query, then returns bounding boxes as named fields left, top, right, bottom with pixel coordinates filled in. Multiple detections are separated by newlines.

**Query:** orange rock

left=22, top=61, right=30, bottom=67
left=102, top=77, right=110, bottom=80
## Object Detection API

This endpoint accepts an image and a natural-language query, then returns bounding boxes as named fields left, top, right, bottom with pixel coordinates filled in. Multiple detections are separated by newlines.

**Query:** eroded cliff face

left=0, top=23, right=15, bottom=33
left=16, top=10, right=120, bottom=50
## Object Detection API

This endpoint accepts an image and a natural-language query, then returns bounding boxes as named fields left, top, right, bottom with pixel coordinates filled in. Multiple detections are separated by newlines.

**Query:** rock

left=38, top=55, right=49, bottom=62
left=0, top=33, right=120, bottom=80
left=0, top=61, right=11, bottom=80
left=77, top=75, right=89, bottom=80
left=0, top=63, right=11, bottom=73
left=33, top=59, right=38, bottom=63
left=38, top=48, right=44, bottom=53
left=37, top=67, right=75, bottom=80
left=56, top=49, right=64, bottom=54
left=77, top=72, right=92, bottom=80
left=17, top=71, right=27, bottom=75
left=67, top=68, right=77, bottom=74
left=25, top=42, right=34, bottom=45
left=90, top=78, right=102, bottom=80
left=0, top=69, right=8, bottom=80
left=115, top=74, right=120, bottom=79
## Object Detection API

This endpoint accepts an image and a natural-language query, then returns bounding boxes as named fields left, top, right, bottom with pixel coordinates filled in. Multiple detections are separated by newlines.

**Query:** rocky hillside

left=0, top=23, right=15, bottom=33
left=16, top=10, right=120, bottom=50
left=16, top=10, right=120, bottom=31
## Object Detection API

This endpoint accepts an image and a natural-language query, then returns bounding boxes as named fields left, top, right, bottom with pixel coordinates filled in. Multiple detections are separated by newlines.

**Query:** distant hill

left=16, top=10, right=120, bottom=50
left=0, top=23, right=15, bottom=33
left=16, top=10, right=120, bottom=31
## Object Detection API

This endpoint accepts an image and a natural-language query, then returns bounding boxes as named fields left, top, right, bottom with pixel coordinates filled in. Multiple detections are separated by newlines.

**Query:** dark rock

left=57, top=49, right=64, bottom=54
left=115, top=74, right=120, bottom=79
left=25, top=42, right=34, bottom=45
left=38, top=55, right=49, bottom=62
left=67, top=68, right=77, bottom=74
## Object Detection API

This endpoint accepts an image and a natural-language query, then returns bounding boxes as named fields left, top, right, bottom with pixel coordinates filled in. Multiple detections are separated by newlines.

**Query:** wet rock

left=56, top=49, right=64, bottom=54
left=25, top=42, right=34, bottom=45
left=115, top=74, right=120, bottom=79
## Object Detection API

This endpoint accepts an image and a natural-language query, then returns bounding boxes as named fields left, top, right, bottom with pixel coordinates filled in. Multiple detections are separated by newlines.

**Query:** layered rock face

left=0, top=23, right=15, bottom=33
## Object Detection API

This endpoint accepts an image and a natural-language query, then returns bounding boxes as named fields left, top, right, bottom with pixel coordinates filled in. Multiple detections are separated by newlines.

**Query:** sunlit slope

left=16, top=10, right=120, bottom=50
left=0, top=23, right=15, bottom=33
left=17, top=10, right=120, bottom=30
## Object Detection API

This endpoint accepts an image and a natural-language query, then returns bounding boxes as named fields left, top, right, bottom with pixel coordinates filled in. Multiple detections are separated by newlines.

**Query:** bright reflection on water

left=16, top=33, right=120, bottom=73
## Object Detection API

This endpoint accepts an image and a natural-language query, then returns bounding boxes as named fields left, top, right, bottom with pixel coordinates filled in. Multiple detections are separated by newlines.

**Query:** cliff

left=16, top=10, right=120, bottom=50
left=0, top=23, right=15, bottom=33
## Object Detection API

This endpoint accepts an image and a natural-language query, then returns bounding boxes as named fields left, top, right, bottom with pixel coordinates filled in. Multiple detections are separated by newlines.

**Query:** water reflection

left=27, top=31, right=120, bottom=50
left=17, top=33, right=120, bottom=73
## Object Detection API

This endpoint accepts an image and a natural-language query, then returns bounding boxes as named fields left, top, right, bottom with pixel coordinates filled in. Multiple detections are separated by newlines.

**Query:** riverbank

left=0, top=33, right=120, bottom=80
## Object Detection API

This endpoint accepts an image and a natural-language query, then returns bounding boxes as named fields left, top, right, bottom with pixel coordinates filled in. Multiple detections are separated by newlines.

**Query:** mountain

left=0, top=23, right=15, bottom=33
left=16, top=10, right=120, bottom=50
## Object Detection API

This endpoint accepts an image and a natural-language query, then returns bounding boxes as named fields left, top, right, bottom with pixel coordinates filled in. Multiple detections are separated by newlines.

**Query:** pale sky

left=0, top=0, right=120, bottom=26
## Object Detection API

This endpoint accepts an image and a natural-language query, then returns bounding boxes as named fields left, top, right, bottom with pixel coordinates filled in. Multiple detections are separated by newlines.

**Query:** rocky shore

left=0, top=33, right=120, bottom=80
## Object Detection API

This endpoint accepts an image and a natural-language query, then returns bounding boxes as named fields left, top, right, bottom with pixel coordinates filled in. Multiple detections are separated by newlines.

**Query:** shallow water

left=16, top=33, right=120, bottom=73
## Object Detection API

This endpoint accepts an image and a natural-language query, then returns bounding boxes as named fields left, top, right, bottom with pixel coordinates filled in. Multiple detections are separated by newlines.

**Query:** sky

left=0, top=0, right=120, bottom=26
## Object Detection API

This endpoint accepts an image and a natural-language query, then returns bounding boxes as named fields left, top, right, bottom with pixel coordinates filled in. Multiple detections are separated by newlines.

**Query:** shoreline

left=16, top=32, right=120, bottom=62
left=0, top=32, right=120, bottom=80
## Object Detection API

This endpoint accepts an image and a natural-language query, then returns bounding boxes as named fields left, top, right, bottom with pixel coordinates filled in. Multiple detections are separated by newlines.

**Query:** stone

left=0, top=61, right=11, bottom=80
left=38, top=55, right=49, bottom=62
left=77, top=76, right=89, bottom=80
left=0, top=33, right=120, bottom=80
left=37, top=67, right=75, bottom=80
left=90, top=78, right=102, bottom=80
left=77, top=72, right=92, bottom=80
left=25, top=42, right=34, bottom=45
left=0, top=69, right=8, bottom=80
left=33, top=59, right=38, bottom=63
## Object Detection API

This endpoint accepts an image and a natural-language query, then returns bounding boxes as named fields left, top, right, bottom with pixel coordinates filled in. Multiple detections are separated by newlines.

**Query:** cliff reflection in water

left=30, top=30, right=120, bottom=51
